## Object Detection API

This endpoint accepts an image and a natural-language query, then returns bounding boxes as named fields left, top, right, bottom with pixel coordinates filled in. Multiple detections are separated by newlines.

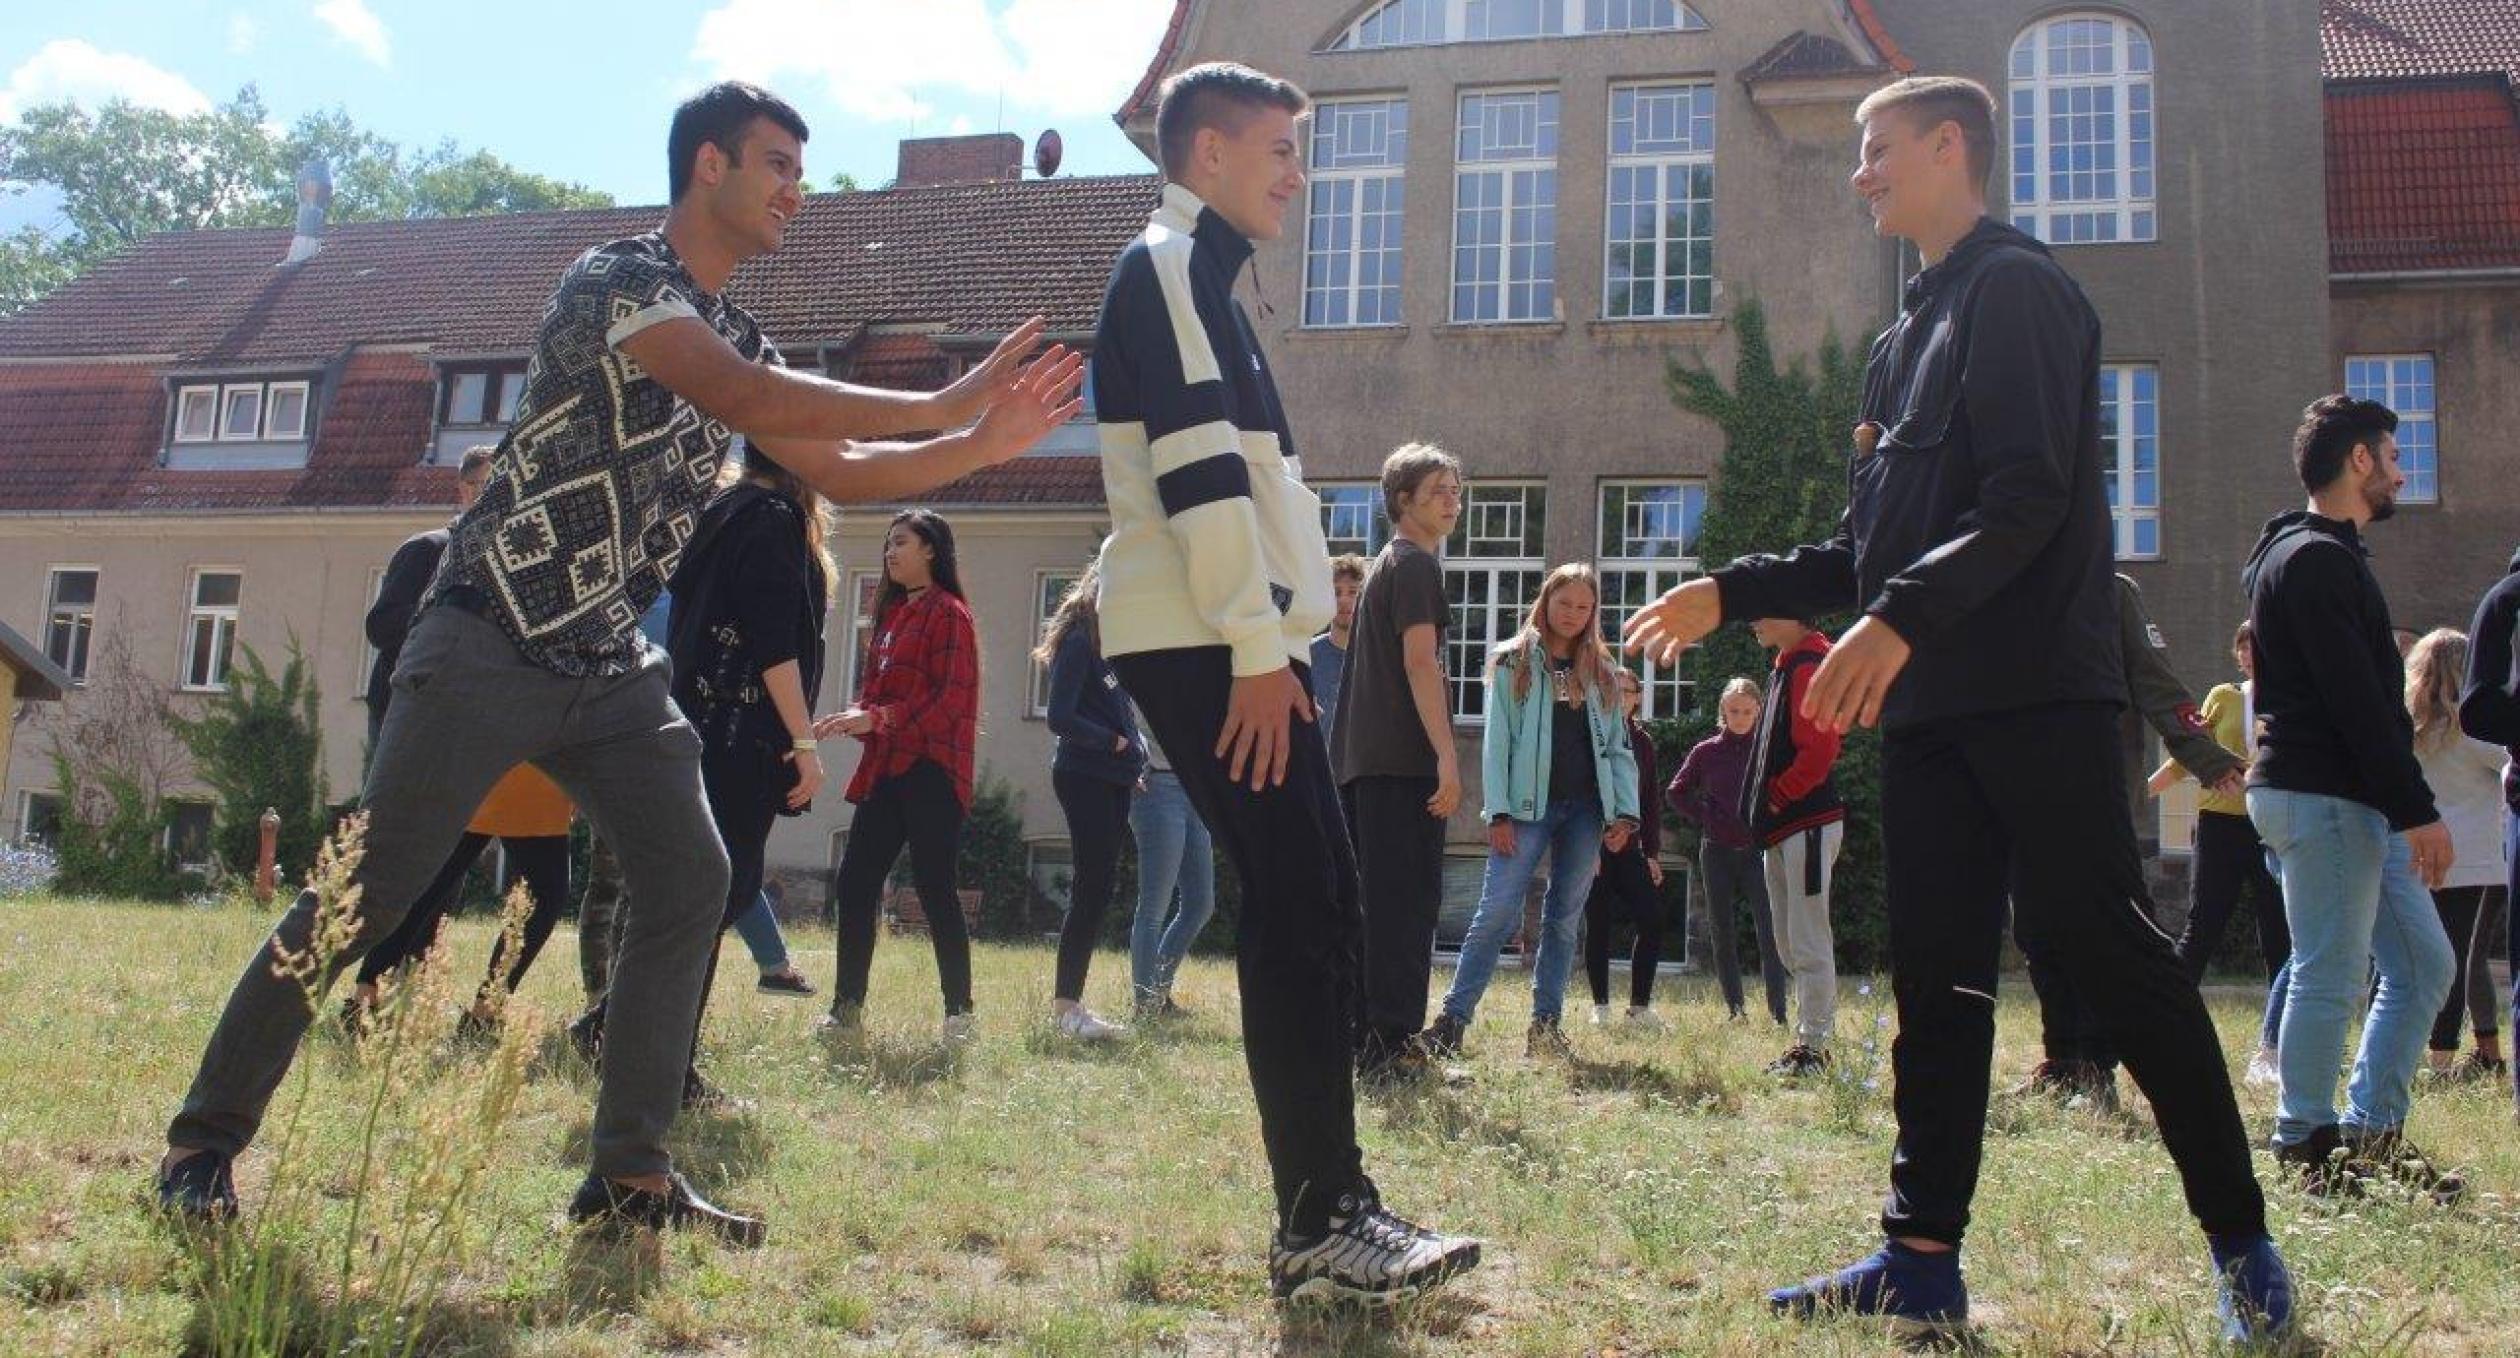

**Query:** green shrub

left=167, top=639, right=331, bottom=888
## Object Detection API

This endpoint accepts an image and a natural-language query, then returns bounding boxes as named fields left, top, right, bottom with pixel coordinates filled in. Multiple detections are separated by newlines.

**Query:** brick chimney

left=895, top=133, right=1024, bottom=188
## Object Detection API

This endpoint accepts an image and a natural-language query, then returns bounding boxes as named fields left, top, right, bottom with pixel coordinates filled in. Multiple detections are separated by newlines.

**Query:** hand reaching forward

left=931, top=317, right=1049, bottom=429
left=1621, top=578, right=1723, bottom=668
left=969, top=345, right=1086, bottom=463
left=1802, top=616, right=1912, bottom=734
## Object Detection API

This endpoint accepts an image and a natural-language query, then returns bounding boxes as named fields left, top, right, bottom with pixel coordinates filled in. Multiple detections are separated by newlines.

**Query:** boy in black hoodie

left=2247, top=395, right=2460, bottom=1201
left=1623, top=75, right=2287, bottom=1341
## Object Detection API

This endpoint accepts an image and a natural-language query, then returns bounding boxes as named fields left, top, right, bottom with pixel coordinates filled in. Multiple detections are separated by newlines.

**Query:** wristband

left=791, top=737, right=819, bottom=752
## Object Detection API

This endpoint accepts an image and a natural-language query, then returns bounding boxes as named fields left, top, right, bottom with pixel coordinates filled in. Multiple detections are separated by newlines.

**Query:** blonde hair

left=1492, top=563, right=1615, bottom=704
left=1031, top=557, right=1103, bottom=666
left=1855, top=75, right=1997, bottom=185
left=1720, top=676, right=1762, bottom=707
left=2406, top=627, right=2469, bottom=753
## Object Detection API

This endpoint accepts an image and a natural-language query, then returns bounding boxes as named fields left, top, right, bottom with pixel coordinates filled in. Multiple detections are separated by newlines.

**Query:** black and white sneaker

left=155, top=1149, right=237, bottom=1223
left=1269, top=1189, right=1482, bottom=1306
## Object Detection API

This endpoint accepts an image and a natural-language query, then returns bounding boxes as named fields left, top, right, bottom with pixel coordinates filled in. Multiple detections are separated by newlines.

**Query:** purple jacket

left=1666, top=728, right=1755, bottom=851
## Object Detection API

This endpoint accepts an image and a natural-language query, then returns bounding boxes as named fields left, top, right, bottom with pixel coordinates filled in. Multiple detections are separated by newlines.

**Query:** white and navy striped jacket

left=1092, top=183, right=1334, bottom=676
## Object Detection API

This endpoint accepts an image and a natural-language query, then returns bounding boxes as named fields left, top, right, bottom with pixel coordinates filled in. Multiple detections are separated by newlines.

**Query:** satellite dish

left=1034, top=128, right=1064, bottom=179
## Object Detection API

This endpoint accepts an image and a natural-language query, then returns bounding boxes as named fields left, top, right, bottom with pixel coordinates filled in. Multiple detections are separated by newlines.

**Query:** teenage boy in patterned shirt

left=155, top=82, right=1083, bottom=1246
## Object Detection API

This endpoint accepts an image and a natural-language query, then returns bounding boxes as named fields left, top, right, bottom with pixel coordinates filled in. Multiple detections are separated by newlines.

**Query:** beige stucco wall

left=0, top=506, right=1113, bottom=909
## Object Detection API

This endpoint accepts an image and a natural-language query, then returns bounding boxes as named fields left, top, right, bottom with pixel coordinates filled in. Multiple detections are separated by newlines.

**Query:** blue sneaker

left=1769, top=1242, right=1967, bottom=1337
left=2210, top=1233, right=2294, bottom=1344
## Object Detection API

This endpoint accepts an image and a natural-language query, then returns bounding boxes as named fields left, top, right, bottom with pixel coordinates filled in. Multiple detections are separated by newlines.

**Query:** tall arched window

left=2008, top=13, right=2155, bottom=244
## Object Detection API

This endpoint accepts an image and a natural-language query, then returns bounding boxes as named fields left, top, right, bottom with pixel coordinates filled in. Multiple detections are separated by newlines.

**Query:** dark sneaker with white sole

left=1268, top=1188, right=1481, bottom=1306
left=756, top=968, right=816, bottom=998
left=567, top=1171, right=766, bottom=1249
left=155, top=1150, right=237, bottom=1224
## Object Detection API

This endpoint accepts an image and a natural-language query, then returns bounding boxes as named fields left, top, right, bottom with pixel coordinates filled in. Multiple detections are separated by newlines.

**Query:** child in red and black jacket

left=818, top=509, right=982, bottom=1037
left=1746, top=618, right=1846, bottom=1078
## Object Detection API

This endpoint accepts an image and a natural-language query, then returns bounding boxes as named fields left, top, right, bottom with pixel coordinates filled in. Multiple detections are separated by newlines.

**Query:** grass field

left=2, top=894, right=2515, bottom=1356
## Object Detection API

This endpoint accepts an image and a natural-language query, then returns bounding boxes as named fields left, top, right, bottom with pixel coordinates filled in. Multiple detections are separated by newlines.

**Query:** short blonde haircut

left=1720, top=676, right=1762, bottom=706
left=1856, top=75, right=1996, bottom=186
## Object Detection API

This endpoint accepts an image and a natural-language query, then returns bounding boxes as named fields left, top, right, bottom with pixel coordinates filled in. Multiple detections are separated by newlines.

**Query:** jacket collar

left=1155, top=182, right=1255, bottom=277
left=1902, top=216, right=2042, bottom=311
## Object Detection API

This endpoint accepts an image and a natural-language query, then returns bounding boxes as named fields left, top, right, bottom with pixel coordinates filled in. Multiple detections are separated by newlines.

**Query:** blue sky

left=0, top=0, right=1176, bottom=238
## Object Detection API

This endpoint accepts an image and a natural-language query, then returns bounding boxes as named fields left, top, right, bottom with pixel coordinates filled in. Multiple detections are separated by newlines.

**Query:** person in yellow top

left=348, top=763, right=576, bottom=1028
left=2150, top=620, right=2289, bottom=1085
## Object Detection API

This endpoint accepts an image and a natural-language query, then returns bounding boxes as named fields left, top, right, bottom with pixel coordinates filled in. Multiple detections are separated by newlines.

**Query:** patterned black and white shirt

left=428, top=233, right=782, bottom=676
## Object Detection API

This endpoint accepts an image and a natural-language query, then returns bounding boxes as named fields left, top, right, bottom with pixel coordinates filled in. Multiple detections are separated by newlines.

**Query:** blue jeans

left=1441, top=797, right=1605, bottom=1025
left=729, top=891, right=788, bottom=972
left=1128, top=770, right=1216, bottom=1002
left=2250, top=787, right=2455, bottom=1144
left=2259, top=845, right=2288, bottom=1052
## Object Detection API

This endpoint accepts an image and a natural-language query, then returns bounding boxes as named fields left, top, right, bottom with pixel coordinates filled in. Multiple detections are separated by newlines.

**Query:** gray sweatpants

left=169, top=604, right=729, bottom=1180
left=1765, top=821, right=1844, bottom=1050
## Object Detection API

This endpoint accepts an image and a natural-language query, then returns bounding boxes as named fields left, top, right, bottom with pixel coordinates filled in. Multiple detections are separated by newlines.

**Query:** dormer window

left=167, top=377, right=319, bottom=467
left=441, top=363, right=527, bottom=427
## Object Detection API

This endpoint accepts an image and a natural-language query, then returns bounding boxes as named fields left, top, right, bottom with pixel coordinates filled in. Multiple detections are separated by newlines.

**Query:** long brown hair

left=1032, top=557, right=1103, bottom=665
left=2406, top=627, right=2468, bottom=753
left=733, top=443, right=837, bottom=597
left=1492, top=562, right=1615, bottom=704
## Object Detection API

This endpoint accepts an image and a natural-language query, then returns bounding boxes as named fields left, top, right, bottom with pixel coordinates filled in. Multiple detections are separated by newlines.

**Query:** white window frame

left=1603, top=82, right=1717, bottom=321
left=173, top=385, right=220, bottom=443
left=2008, top=12, right=2157, bottom=245
left=1444, top=482, right=1548, bottom=723
left=163, top=798, right=217, bottom=873
left=1330, top=0, right=1705, bottom=50
left=1451, top=88, right=1560, bottom=325
left=43, top=565, right=98, bottom=687
left=262, top=380, right=310, bottom=440
left=1304, top=97, right=1411, bottom=329
left=1318, top=482, right=1395, bottom=558
left=1596, top=481, right=1707, bottom=719
left=2344, top=354, right=2439, bottom=506
left=216, top=384, right=265, bottom=442
left=2101, top=363, right=2162, bottom=561
left=181, top=568, right=243, bottom=692
left=18, top=789, right=63, bottom=847
left=1030, top=568, right=1083, bottom=718
left=835, top=569, right=884, bottom=709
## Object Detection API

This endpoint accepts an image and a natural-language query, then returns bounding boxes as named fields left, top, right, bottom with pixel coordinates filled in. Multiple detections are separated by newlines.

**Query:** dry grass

left=2, top=888, right=2515, bottom=1356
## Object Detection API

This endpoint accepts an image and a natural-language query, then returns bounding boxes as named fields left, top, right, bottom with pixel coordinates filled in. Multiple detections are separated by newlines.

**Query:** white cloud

left=312, top=0, right=392, bottom=67
left=0, top=39, right=213, bottom=123
left=227, top=14, right=260, bottom=55
left=690, top=0, right=1176, bottom=128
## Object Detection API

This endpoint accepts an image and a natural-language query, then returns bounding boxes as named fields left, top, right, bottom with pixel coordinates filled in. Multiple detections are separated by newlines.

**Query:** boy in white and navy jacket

left=1091, top=62, right=1480, bottom=1307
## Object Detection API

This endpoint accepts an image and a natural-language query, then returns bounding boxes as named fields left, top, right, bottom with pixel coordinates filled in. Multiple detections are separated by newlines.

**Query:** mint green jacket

left=1479, top=648, right=1641, bottom=826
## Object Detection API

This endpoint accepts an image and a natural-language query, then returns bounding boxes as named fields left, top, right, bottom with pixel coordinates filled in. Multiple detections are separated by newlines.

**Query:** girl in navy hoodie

left=1037, top=559, right=1146, bottom=1041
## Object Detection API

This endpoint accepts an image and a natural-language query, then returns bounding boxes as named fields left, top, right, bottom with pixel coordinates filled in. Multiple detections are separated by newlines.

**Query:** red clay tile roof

left=914, top=454, right=1104, bottom=507
left=2326, top=76, right=2520, bottom=272
left=1118, top=0, right=1196, bottom=127
left=1842, top=0, right=1917, bottom=76
left=1741, top=31, right=1885, bottom=85
left=0, top=175, right=1154, bottom=512
left=2323, top=0, right=2520, bottom=88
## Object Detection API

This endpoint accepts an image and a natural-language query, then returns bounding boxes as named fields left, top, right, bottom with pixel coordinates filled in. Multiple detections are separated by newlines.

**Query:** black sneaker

left=2343, top=1130, right=2466, bottom=1205
left=567, top=1009, right=604, bottom=1065
left=2273, top=1123, right=2358, bottom=1198
left=681, top=1066, right=752, bottom=1114
left=1766, top=1044, right=1831, bottom=1078
left=2007, top=1058, right=2119, bottom=1112
left=155, top=1150, right=237, bottom=1223
left=1356, top=1033, right=1429, bottom=1086
left=756, top=968, right=816, bottom=998
left=1525, top=1017, right=1572, bottom=1060
left=567, top=1171, right=766, bottom=1249
left=1268, top=1189, right=1481, bottom=1306
left=1420, top=1013, right=1467, bottom=1059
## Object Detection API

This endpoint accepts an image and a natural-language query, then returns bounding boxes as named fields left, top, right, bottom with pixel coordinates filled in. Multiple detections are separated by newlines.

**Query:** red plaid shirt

left=845, top=587, right=979, bottom=809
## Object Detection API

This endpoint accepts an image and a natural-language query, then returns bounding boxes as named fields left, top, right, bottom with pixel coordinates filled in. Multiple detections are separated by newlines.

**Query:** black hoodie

left=2457, top=545, right=2520, bottom=810
left=2241, top=509, right=2435, bottom=829
left=666, top=481, right=829, bottom=776
left=1710, top=218, right=2124, bottom=730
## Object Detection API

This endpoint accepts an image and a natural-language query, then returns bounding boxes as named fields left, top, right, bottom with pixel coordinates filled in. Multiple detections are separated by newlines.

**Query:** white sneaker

left=1055, top=1006, right=1128, bottom=1042
left=942, top=1012, right=977, bottom=1045
left=1622, top=1007, right=1668, bottom=1033
left=1589, top=1004, right=1612, bottom=1027
left=2244, top=1049, right=2279, bottom=1088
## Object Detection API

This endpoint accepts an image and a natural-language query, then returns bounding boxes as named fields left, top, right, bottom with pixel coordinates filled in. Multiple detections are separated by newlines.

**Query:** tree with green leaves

left=166, top=640, right=332, bottom=888
left=0, top=85, right=611, bottom=314
left=1662, top=299, right=1888, bottom=968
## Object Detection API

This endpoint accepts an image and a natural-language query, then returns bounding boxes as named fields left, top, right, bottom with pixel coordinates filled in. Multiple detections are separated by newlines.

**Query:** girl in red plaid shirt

left=817, top=510, right=982, bottom=1037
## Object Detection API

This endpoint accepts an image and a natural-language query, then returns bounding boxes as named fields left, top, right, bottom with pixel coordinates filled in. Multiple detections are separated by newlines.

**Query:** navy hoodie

left=2242, top=509, right=2435, bottom=829
left=2457, top=545, right=2520, bottom=810
left=1046, top=620, right=1145, bottom=786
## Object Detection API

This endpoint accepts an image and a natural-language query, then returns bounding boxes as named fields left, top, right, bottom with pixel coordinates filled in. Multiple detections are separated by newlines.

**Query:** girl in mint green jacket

left=1430, top=564, right=1641, bottom=1057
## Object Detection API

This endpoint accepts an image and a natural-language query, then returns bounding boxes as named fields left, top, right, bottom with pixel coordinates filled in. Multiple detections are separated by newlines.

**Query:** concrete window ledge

left=1283, top=325, right=1412, bottom=344
left=1585, top=318, right=1727, bottom=346
left=1431, top=322, right=1567, bottom=341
